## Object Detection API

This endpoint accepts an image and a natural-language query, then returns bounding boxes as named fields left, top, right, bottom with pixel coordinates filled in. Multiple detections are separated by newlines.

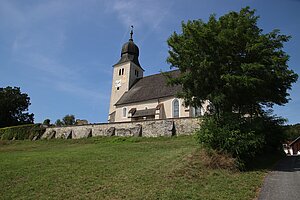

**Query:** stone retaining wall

left=41, top=117, right=200, bottom=139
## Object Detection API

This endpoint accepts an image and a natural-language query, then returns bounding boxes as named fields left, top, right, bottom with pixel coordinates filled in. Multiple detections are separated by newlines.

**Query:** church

left=108, top=30, right=209, bottom=123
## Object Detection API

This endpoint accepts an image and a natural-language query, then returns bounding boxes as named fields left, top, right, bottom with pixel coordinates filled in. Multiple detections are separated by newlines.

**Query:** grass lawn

left=0, top=136, right=276, bottom=200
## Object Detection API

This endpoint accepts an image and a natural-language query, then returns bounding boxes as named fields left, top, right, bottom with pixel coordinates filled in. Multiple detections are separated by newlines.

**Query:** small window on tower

left=119, top=69, right=121, bottom=76
left=122, top=68, right=124, bottom=75
left=117, top=87, right=119, bottom=90
left=137, top=71, right=139, bottom=77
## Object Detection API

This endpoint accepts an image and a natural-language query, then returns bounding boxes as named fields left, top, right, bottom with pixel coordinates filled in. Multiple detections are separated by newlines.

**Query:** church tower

left=108, top=28, right=144, bottom=122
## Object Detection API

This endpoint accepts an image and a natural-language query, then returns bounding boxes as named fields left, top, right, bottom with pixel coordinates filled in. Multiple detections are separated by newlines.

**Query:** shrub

left=0, top=124, right=45, bottom=140
left=196, top=113, right=284, bottom=167
left=255, top=115, right=286, bottom=152
left=43, top=119, right=51, bottom=126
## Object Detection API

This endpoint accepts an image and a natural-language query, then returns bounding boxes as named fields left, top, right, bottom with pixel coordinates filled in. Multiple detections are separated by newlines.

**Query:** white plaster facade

left=112, top=97, right=209, bottom=122
left=109, top=61, right=143, bottom=116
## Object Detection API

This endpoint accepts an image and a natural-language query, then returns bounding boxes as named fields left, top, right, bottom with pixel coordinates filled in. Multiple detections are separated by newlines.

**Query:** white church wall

left=114, top=96, right=191, bottom=122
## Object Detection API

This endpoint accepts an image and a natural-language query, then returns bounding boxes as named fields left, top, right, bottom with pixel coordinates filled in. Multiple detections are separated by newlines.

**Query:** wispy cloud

left=108, top=0, right=173, bottom=35
left=1, top=0, right=107, bottom=100
left=1, top=0, right=173, bottom=104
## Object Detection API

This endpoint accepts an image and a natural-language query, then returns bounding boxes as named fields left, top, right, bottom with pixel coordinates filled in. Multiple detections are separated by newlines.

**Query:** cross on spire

left=130, top=25, right=134, bottom=41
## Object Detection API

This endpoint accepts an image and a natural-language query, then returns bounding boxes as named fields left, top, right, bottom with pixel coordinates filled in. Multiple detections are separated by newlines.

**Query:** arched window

left=119, top=69, right=121, bottom=76
left=172, top=99, right=179, bottom=118
left=122, top=107, right=127, bottom=118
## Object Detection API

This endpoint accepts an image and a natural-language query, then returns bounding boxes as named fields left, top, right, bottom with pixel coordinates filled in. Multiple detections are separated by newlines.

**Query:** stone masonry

left=41, top=117, right=200, bottom=139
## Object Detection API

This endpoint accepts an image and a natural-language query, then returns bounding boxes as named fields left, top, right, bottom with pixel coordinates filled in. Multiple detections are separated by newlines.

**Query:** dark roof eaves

left=115, top=94, right=177, bottom=106
left=113, top=61, right=145, bottom=71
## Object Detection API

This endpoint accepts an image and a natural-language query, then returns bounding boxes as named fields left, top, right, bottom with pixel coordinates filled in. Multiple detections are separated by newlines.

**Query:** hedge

left=0, top=124, right=46, bottom=140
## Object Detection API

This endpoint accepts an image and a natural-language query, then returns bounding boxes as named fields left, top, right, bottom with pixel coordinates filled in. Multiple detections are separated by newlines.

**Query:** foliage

left=54, top=114, right=76, bottom=127
left=62, top=114, right=75, bottom=126
left=283, top=123, right=300, bottom=141
left=55, top=119, right=63, bottom=127
left=196, top=113, right=285, bottom=166
left=43, top=119, right=51, bottom=126
left=167, top=6, right=296, bottom=167
left=196, top=114, right=264, bottom=163
left=0, top=124, right=45, bottom=140
left=0, top=86, right=34, bottom=128
left=260, top=114, right=286, bottom=151
left=0, top=136, right=277, bottom=200
left=166, top=7, right=298, bottom=117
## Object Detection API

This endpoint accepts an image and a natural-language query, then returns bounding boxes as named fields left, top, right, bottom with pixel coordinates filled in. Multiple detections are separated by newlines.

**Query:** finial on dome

left=130, top=25, right=133, bottom=41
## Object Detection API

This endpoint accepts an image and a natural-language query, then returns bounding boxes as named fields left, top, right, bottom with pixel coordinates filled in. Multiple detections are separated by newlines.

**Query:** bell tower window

left=134, top=70, right=139, bottom=77
left=118, top=68, right=125, bottom=76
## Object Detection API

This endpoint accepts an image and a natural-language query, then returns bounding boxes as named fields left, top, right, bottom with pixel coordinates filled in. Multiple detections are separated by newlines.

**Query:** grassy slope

left=0, top=136, right=270, bottom=200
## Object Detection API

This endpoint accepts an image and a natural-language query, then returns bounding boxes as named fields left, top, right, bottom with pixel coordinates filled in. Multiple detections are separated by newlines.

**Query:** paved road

left=258, top=155, right=300, bottom=200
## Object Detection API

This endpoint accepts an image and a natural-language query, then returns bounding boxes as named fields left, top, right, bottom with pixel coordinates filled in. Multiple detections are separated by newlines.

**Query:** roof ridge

left=142, top=69, right=180, bottom=79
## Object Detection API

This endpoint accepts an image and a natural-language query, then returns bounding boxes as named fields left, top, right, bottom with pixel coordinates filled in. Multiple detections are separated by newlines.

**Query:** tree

left=167, top=7, right=298, bottom=166
left=167, top=7, right=298, bottom=117
left=0, top=86, right=34, bottom=128
left=43, top=119, right=51, bottom=126
left=55, top=119, right=63, bottom=127
left=62, top=114, right=75, bottom=126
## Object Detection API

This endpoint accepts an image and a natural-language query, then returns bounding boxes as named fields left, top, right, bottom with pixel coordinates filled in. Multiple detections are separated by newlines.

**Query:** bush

left=0, top=124, right=46, bottom=140
left=196, top=113, right=285, bottom=167
left=258, top=115, right=286, bottom=152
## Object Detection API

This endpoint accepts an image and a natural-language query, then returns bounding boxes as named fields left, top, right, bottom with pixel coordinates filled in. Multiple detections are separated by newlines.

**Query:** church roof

left=115, top=70, right=182, bottom=106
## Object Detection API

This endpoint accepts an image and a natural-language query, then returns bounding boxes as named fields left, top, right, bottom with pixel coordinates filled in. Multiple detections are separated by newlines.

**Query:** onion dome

left=115, top=28, right=141, bottom=67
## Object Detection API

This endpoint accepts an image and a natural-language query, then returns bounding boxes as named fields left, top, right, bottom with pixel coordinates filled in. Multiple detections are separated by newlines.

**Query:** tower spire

left=130, top=25, right=133, bottom=41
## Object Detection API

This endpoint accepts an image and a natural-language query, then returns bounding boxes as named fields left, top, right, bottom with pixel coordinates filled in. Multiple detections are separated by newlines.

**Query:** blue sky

left=0, top=0, right=299, bottom=124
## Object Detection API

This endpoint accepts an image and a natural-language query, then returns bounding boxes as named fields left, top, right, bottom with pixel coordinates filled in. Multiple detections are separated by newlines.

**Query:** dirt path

left=258, top=155, right=300, bottom=200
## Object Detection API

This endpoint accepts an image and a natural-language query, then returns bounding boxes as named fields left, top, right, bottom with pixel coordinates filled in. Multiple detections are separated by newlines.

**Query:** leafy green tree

left=62, top=114, right=75, bottom=126
left=55, top=119, right=63, bottom=127
left=167, top=7, right=298, bottom=117
left=167, top=7, right=298, bottom=166
left=0, top=86, right=34, bottom=128
left=43, top=119, right=51, bottom=126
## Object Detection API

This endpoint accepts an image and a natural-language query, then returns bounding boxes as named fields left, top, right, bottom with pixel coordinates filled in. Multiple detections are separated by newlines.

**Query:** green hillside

left=0, top=136, right=275, bottom=200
